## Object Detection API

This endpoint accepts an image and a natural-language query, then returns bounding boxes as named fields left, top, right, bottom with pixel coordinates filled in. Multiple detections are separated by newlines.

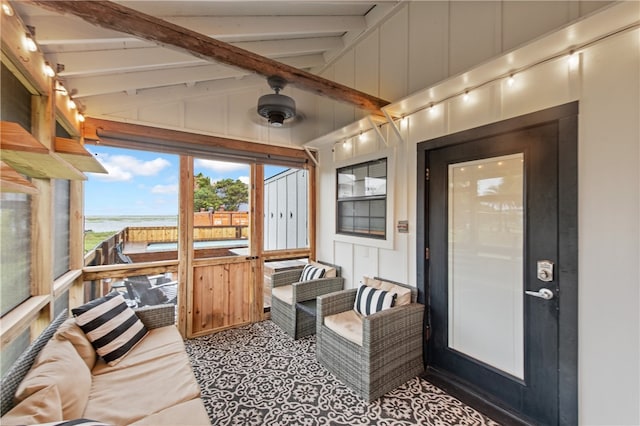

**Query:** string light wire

left=384, top=22, right=639, bottom=120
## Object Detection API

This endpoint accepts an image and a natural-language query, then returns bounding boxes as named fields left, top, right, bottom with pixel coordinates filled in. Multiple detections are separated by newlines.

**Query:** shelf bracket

left=367, top=116, right=387, bottom=147
left=382, top=109, right=404, bottom=144
left=303, top=147, right=319, bottom=167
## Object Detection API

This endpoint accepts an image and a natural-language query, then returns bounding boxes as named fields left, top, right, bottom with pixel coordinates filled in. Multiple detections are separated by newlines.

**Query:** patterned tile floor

left=185, top=320, right=500, bottom=426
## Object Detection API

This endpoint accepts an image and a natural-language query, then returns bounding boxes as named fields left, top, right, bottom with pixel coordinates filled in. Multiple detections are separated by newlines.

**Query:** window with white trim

left=336, top=158, right=387, bottom=239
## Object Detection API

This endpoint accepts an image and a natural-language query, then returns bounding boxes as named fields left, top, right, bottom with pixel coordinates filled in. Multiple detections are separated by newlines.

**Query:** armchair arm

left=271, top=268, right=303, bottom=288
left=317, top=289, right=357, bottom=321
left=134, top=304, right=175, bottom=329
left=362, top=303, right=425, bottom=352
left=293, top=277, right=344, bottom=303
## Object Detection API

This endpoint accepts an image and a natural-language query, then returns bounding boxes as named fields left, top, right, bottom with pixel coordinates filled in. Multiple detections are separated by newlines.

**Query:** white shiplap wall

left=311, top=2, right=639, bottom=425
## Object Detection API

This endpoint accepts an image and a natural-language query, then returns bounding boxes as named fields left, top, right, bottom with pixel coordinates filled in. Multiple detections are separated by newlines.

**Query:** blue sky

left=85, top=146, right=285, bottom=216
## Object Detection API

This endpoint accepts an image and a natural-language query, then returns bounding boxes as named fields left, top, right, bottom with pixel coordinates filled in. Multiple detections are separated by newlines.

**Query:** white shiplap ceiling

left=13, top=1, right=399, bottom=121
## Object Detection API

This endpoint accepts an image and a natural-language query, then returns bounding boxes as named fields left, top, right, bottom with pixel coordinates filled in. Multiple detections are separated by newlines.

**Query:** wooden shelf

left=55, top=137, right=107, bottom=174
left=1, top=121, right=86, bottom=180
left=0, top=161, right=39, bottom=194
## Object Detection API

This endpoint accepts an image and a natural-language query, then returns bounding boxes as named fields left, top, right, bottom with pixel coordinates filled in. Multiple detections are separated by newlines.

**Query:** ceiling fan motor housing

left=257, top=76, right=296, bottom=127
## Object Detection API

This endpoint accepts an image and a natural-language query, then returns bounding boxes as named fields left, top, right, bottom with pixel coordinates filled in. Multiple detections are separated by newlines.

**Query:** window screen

left=53, top=179, right=71, bottom=279
left=0, top=193, right=32, bottom=316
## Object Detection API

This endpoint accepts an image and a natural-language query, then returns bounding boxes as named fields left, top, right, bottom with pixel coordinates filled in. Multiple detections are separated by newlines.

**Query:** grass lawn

left=84, top=231, right=116, bottom=253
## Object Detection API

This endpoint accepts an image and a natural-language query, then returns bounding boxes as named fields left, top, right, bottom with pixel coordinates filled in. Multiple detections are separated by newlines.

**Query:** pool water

left=147, top=239, right=248, bottom=251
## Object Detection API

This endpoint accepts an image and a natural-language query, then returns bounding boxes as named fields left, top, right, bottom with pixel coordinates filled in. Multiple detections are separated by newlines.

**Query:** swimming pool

left=146, top=239, right=248, bottom=251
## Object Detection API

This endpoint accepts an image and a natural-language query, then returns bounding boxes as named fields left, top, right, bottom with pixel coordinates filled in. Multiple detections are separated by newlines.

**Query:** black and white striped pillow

left=71, top=293, right=148, bottom=366
left=300, top=264, right=326, bottom=281
left=32, top=420, right=111, bottom=426
left=354, top=283, right=396, bottom=316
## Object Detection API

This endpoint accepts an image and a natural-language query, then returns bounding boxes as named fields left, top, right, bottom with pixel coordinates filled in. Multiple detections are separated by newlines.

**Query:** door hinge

left=425, top=247, right=430, bottom=260
left=425, top=168, right=430, bottom=181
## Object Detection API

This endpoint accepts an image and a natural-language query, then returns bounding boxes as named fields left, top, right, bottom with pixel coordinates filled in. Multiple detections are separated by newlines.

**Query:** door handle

left=525, top=288, right=554, bottom=300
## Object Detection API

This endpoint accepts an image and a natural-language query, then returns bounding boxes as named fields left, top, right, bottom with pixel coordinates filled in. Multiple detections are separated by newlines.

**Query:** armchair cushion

left=364, top=276, right=412, bottom=306
left=300, top=264, right=326, bottom=281
left=354, top=284, right=396, bottom=316
left=324, top=310, right=363, bottom=346
left=271, top=284, right=293, bottom=304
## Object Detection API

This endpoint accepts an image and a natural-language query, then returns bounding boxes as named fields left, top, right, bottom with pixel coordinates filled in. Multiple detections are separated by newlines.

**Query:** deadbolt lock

left=537, top=260, right=554, bottom=282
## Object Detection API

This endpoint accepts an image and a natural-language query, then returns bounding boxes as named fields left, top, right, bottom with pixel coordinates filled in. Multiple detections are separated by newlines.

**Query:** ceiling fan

left=255, top=76, right=303, bottom=128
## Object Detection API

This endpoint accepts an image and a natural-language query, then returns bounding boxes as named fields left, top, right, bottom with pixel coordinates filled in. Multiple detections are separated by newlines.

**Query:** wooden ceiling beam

left=27, top=1, right=390, bottom=112
left=83, top=118, right=310, bottom=163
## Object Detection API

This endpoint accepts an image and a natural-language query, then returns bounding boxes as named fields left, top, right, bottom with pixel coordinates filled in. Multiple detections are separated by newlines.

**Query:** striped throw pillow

left=32, top=420, right=111, bottom=426
left=354, top=283, right=397, bottom=316
left=72, top=293, right=148, bottom=366
left=300, top=264, right=326, bottom=281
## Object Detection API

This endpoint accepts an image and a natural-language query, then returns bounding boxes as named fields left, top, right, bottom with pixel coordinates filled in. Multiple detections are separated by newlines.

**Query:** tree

left=194, top=172, right=211, bottom=190
left=214, top=178, right=248, bottom=211
left=194, top=185, right=221, bottom=212
left=192, top=175, right=248, bottom=212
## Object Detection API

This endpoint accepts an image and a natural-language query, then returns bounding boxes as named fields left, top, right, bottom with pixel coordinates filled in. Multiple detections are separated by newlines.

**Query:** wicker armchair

left=316, top=278, right=424, bottom=402
left=271, top=261, right=344, bottom=339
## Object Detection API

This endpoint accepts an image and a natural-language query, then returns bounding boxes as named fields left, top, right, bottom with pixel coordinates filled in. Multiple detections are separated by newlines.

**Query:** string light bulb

left=2, top=1, right=14, bottom=16
left=24, top=32, right=37, bottom=52
left=507, top=74, right=515, bottom=87
left=56, top=81, right=68, bottom=96
left=67, top=98, right=76, bottom=110
left=463, top=90, right=470, bottom=102
left=76, top=112, right=85, bottom=123
left=43, top=62, right=55, bottom=78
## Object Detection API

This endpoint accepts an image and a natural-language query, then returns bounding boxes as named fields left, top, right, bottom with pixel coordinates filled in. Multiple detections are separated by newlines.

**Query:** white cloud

left=194, top=159, right=248, bottom=173
left=151, top=184, right=179, bottom=194
left=238, top=176, right=250, bottom=185
left=90, top=154, right=171, bottom=182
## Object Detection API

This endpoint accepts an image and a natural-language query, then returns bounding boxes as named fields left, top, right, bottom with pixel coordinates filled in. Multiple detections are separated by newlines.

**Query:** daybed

left=1, top=297, right=211, bottom=426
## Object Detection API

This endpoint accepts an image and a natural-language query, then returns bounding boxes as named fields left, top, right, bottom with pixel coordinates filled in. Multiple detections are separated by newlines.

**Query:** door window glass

left=448, top=153, right=524, bottom=378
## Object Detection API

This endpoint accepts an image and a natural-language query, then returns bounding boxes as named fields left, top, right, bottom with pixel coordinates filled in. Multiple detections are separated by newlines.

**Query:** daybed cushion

left=0, top=385, right=62, bottom=425
left=364, top=276, right=412, bottom=306
left=129, top=399, right=210, bottom=425
left=54, top=318, right=98, bottom=370
left=15, top=339, right=92, bottom=419
left=271, top=284, right=293, bottom=305
left=324, top=310, right=363, bottom=346
left=91, top=325, right=192, bottom=375
left=83, top=326, right=202, bottom=425
left=72, top=292, right=148, bottom=366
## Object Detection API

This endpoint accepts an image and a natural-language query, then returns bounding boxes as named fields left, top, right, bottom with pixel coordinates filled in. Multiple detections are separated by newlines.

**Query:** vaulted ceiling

left=13, top=1, right=399, bottom=134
